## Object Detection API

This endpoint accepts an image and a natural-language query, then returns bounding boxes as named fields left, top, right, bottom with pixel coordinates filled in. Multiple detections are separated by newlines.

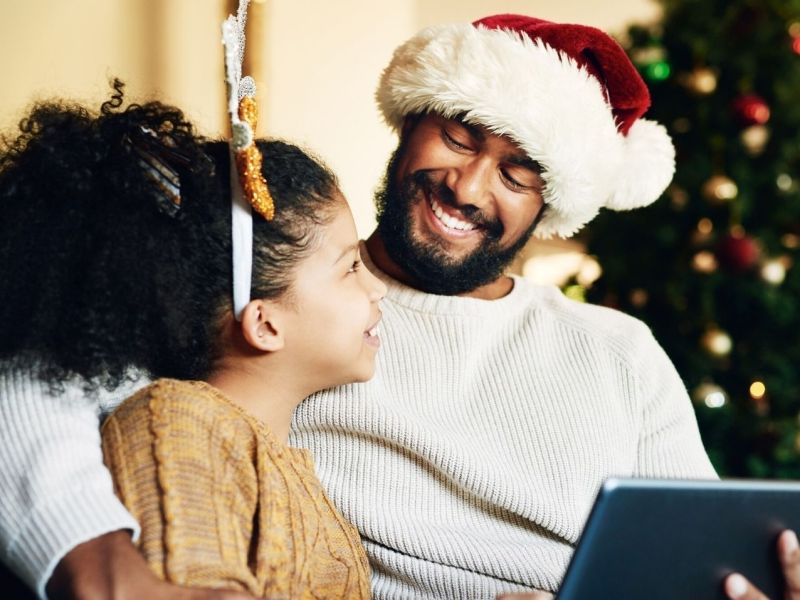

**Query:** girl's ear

left=240, top=299, right=285, bottom=352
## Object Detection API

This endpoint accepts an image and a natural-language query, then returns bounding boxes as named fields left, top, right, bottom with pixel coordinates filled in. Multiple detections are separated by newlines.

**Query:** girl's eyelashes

left=348, top=259, right=363, bottom=274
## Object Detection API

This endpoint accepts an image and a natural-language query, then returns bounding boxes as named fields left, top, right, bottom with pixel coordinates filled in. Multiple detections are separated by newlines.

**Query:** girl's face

left=282, top=199, right=387, bottom=391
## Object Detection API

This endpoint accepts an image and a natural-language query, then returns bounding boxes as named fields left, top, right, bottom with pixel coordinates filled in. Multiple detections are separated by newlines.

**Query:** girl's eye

left=442, top=129, right=471, bottom=151
left=348, top=259, right=362, bottom=274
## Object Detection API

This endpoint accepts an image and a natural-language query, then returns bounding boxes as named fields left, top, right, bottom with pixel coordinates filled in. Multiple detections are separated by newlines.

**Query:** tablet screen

left=557, top=478, right=800, bottom=600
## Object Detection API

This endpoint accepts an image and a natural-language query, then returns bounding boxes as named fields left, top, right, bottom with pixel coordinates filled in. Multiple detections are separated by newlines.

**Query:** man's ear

left=239, top=299, right=284, bottom=352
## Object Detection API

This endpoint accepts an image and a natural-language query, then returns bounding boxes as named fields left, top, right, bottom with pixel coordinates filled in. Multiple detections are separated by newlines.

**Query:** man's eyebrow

left=459, top=120, right=486, bottom=142
left=504, top=154, right=543, bottom=174
left=333, top=243, right=360, bottom=265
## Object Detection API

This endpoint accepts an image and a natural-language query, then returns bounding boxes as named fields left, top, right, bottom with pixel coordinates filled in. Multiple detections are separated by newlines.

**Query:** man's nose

left=445, top=157, right=493, bottom=209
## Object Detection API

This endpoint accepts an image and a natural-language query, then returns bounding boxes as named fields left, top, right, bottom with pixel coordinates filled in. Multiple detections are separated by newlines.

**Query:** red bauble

left=716, top=234, right=761, bottom=272
left=732, top=94, right=771, bottom=126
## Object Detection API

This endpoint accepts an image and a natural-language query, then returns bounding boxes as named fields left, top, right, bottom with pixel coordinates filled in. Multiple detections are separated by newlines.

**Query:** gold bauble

left=684, top=67, right=718, bottom=94
left=700, top=328, right=732, bottom=357
left=702, top=175, right=738, bottom=204
left=740, top=125, right=770, bottom=156
left=691, top=251, right=718, bottom=273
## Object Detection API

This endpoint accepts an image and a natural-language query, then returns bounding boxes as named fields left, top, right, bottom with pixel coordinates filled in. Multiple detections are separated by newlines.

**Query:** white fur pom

left=605, top=119, right=675, bottom=211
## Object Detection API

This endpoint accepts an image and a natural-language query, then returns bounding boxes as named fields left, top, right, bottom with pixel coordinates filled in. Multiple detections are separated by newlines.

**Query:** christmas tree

left=585, top=0, right=800, bottom=478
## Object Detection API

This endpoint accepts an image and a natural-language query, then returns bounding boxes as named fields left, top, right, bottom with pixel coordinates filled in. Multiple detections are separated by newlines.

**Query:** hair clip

left=125, top=126, right=185, bottom=217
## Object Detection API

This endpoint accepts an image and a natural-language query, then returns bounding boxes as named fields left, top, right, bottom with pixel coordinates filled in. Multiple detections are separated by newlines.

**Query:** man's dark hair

left=0, top=81, right=340, bottom=391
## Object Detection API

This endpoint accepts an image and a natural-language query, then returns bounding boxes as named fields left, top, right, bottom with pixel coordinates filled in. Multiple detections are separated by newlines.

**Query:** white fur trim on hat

left=376, top=23, right=675, bottom=239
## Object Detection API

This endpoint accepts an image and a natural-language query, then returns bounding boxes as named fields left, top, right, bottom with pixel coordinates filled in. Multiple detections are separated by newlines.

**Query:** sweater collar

left=360, top=241, right=534, bottom=317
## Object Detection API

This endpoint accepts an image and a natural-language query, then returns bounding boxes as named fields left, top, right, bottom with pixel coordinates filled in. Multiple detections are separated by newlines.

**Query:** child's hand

left=47, top=530, right=257, bottom=600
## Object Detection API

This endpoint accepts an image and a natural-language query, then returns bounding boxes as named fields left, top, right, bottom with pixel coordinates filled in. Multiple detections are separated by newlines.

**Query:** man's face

left=375, top=114, right=546, bottom=295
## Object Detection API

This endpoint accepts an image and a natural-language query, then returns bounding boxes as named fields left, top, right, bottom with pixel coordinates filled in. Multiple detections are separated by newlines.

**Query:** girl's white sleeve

left=0, top=369, right=140, bottom=599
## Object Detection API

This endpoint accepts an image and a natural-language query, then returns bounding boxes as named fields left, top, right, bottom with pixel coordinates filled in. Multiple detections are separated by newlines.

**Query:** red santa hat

left=376, top=14, right=675, bottom=239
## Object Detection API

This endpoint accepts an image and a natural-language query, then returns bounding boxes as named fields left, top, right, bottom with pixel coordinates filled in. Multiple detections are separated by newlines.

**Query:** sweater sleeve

left=101, top=383, right=261, bottom=594
left=632, top=330, right=718, bottom=479
left=0, top=370, right=140, bottom=599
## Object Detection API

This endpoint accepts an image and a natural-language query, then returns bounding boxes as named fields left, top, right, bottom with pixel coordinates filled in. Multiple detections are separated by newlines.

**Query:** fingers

left=779, top=530, right=800, bottom=598
left=724, top=573, right=769, bottom=600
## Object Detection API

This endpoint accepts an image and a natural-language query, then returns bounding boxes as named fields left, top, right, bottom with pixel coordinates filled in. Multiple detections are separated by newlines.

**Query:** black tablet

left=557, top=478, right=800, bottom=600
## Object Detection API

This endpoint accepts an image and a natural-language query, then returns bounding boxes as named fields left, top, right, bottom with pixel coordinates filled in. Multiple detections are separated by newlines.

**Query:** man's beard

left=374, top=147, right=539, bottom=296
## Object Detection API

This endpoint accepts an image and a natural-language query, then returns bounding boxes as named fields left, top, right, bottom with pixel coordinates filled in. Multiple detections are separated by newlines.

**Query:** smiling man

left=289, top=14, right=797, bottom=600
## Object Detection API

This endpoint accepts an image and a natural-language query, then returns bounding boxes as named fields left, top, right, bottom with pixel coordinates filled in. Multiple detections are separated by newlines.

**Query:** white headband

left=222, top=0, right=274, bottom=320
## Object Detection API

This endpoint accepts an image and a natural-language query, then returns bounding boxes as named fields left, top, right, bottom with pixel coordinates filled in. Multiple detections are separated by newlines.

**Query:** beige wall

left=0, top=0, right=659, bottom=238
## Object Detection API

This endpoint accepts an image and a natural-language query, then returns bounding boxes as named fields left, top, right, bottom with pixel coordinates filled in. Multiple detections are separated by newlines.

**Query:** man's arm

left=47, top=531, right=254, bottom=600
left=631, top=329, right=718, bottom=479
left=0, top=369, right=140, bottom=597
left=0, top=370, right=256, bottom=600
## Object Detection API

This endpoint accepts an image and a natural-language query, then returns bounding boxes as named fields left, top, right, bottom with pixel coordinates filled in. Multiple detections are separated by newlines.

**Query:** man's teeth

left=430, top=197, right=477, bottom=231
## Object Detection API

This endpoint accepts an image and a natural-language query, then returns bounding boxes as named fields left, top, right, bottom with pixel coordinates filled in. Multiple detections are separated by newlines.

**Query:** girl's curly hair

left=0, top=80, right=340, bottom=391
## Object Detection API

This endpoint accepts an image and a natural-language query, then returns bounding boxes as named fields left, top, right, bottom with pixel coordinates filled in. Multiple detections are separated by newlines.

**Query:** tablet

left=556, top=478, right=800, bottom=600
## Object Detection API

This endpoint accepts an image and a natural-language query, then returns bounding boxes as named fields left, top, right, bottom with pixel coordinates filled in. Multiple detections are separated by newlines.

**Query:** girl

left=0, top=85, right=383, bottom=598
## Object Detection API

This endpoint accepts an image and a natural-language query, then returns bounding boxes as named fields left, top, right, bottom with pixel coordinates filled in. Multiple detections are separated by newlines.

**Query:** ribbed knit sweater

left=0, top=371, right=141, bottom=598
left=289, top=251, right=718, bottom=599
left=0, top=251, right=716, bottom=599
left=102, top=379, right=371, bottom=598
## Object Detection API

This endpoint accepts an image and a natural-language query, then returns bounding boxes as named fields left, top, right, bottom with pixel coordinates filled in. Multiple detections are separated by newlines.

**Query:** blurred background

left=2, top=0, right=798, bottom=478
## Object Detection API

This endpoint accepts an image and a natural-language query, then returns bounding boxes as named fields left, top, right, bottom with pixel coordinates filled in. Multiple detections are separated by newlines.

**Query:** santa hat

left=376, top=14, right=675, bottom=239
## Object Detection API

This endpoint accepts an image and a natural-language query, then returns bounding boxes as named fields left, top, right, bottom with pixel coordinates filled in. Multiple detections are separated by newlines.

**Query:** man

left=0, top=13, right=797, bottom=600
left=289, top=14, right=800, bottom=600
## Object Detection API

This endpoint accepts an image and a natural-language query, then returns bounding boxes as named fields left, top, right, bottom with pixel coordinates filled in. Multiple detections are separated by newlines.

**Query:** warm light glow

left=702, top=329, right=732, bottom=356
left=697, top=218, right=713, bottom=234
left=692, top=69, right=717, bottom=94
left=749, top=381, right=766, bottom=400
left=692, top=251, right=718, bottom=273
left=761, top=259, right=787, bottom=285
left=782, top=234, right=800, bottom=249
left=730, top=225, right=746, bottom=238
left=576, top=257, right=603, bottom=287
left=714, top=180, right=738, bottom=200
left=793, top=37, right=800, bottom=55
left=629, top=288, right=648, bottom=308
left=777, top=173, right=794, bottom=192
left=522, top=250, right=601, bottom=288
left=740, top=125, right=770, bottom=155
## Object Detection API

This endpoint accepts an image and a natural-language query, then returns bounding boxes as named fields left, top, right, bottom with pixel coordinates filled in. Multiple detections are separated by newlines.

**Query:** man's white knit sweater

left=0, top=260, right=716, bottom=599
left=290, top=255, right=717, bottom=599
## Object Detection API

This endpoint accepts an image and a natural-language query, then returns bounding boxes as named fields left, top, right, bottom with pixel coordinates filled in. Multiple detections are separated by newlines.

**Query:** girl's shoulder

left=106, top=378, right=256, bottom=437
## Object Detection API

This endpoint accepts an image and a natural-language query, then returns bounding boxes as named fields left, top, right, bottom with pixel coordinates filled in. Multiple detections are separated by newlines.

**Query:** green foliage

left=585, top=0, right=800, bottom=477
